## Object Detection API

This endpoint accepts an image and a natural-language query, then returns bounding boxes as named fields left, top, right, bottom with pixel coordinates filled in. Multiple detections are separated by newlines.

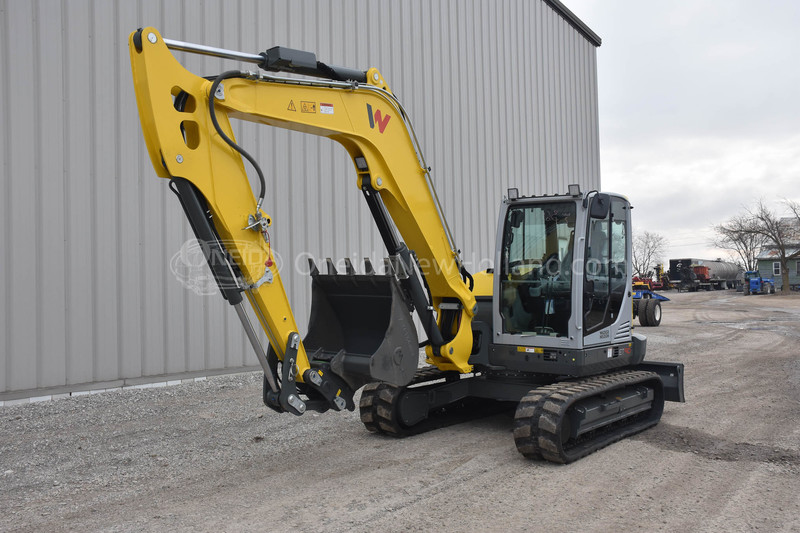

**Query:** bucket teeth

left=344, top=258, right=356, bottom=275
left=326, top=258, right=338, bottom=275
left=388, top=256, right=408, bottom=279
left=308, top=257, right=320, bottom=276
left=308, top=257, right=393, bottom=278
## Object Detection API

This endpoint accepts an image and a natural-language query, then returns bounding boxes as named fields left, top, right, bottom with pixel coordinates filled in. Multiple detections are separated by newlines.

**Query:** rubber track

left=408, top=365, right=452, bottom=385
left=359, top=367, right=448, bottom=434
left=360, top=381, right=439, bottom=437
left=511, top=383, right=563, bottom=460
left=358, top=382, right=383, bottom=433
left=513, top=370, right=663, bottom=464
left=359, top=367, right=501, bottom=437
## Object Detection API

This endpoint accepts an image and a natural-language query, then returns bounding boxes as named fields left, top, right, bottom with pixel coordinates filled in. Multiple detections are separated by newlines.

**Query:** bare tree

left=787, top=199, right=800, bottom=224
left=744, top=201, right=793, bottom=291
left=632, top=231, right=668, bottom=278
left=712, top=214, right=768, bottom=272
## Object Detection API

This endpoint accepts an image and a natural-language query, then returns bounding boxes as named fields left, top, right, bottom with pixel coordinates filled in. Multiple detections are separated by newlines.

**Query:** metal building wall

left=0, top=0, right=600, bottom=399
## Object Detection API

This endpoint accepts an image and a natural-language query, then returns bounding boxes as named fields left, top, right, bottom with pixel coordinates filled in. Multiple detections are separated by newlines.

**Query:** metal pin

left=287, top=394, right=306, bottom=414
left=147, top=33, right=157, bottom=44
left=176, top=154, right=184, bottom=163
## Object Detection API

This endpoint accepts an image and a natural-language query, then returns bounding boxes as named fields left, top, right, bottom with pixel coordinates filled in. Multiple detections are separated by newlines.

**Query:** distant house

left=755, top=218, right=800, bottom=290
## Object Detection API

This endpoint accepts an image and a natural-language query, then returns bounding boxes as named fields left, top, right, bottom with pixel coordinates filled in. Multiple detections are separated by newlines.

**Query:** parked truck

left=669, top=258, right=741, bottom=292
left=743, top=271, right=775, bottom=295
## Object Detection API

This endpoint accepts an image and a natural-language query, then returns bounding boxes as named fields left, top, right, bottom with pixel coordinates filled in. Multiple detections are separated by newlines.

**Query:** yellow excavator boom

left=129, top=28, right=479, bottom=414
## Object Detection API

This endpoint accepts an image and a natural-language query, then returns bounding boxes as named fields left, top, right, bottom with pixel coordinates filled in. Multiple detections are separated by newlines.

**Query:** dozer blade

left=304, top=258, right=419, bottom=390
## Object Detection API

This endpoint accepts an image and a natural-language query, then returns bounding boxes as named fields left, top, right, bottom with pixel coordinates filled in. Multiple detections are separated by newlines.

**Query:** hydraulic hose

left=208, top=70, right=267, bottom=211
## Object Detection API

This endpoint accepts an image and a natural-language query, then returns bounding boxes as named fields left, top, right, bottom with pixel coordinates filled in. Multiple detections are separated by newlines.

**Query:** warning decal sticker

left=301, top=101, right=316, bottom=113
left=288, top=100, right=297, bottom=112
left=516, top=346, right=544, bottom=354
left=320, top=103, right=334, bottom=115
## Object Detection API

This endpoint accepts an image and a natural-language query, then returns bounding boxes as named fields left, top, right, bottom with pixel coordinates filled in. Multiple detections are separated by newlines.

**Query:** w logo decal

left=367, top=104, right=391, bottom=133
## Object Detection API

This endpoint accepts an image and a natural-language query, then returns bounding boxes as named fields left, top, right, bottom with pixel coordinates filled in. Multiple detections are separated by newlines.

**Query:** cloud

left=604, top=135, right=800, bottom=258
left=565, top=0, right=800, bottom=259
left=596, top=3, right=800, bottom=145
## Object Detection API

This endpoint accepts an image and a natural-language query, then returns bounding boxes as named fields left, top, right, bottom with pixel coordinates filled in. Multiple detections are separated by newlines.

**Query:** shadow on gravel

left=633, top=423, right=800, bottom=466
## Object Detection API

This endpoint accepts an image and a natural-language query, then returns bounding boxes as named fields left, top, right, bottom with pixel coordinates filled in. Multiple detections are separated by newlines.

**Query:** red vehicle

left=633, top=264, right=669, bottom=291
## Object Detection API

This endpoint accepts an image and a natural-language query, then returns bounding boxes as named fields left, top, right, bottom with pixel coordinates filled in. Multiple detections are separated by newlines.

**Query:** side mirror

left=590, top=193, right=610, bottom=219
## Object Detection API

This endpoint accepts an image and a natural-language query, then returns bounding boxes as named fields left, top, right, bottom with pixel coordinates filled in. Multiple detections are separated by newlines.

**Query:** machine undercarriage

left=359, top=363, right=681, bottom=463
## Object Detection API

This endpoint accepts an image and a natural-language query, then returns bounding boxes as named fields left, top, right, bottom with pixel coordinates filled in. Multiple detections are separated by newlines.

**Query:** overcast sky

left=565, top=0, right=800, bottom=261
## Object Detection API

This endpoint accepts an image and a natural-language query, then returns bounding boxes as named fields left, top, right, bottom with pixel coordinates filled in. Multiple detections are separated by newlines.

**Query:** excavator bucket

left=303, top=258, right=419, bottom=389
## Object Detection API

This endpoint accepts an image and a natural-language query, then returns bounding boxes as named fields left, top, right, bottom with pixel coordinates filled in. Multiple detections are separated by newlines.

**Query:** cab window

left=584, top=197, right=628, bottom=334
left=500, top=202, right=576, bottom=337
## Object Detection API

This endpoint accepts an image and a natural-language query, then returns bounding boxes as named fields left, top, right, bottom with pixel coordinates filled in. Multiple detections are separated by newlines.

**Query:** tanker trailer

left=669, top=258, right=742, bottom=291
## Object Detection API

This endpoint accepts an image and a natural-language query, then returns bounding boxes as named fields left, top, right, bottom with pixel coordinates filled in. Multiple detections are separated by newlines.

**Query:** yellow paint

left=517, top=346, right=544, bottom=354
left=471, top=270, right=494, bottom=298
left=129, top=28, right=477, bottom=380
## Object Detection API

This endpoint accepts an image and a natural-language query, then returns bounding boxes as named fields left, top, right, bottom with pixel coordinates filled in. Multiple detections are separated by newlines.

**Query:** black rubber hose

left=208, top=70, right=266, bottom=208
left=461, top=266, right=475, bottom=292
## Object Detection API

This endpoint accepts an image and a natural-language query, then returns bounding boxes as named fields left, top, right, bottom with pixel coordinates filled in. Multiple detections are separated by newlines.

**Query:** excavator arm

left=129, top=28, right=478, bottom=414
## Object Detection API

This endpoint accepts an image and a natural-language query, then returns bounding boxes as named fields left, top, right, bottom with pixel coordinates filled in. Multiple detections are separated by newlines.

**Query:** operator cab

left=488, top=187, right=642, bottom=376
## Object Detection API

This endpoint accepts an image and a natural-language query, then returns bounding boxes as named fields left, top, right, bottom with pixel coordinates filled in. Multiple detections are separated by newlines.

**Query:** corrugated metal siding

left=0, top=0, right=600, bottom=398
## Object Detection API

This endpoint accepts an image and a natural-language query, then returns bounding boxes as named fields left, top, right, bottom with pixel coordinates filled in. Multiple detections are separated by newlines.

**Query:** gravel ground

left=1, top=290, right=799, bottom=532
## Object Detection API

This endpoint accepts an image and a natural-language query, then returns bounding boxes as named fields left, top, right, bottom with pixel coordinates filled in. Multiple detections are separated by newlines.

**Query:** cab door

left=582, top=195, right=633, bottom=346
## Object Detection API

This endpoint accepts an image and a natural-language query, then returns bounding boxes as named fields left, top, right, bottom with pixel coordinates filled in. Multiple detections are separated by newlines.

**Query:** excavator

left=129, top=28, right=684, bottom=463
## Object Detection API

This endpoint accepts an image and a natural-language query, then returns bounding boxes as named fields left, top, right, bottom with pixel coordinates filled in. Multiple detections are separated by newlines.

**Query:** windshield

left=499, top=202, right=576, bottom=337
